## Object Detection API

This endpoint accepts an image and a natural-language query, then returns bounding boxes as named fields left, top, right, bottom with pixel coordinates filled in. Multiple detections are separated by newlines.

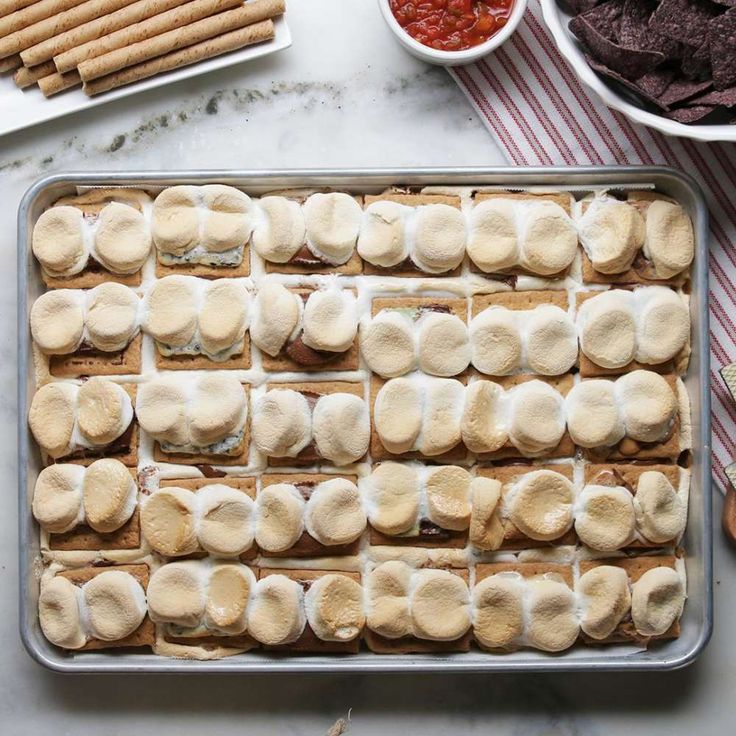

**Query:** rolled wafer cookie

left=55, top=0, right=243, bottom=72
left=84, top=18, right=273, bottom=95
left=0, top=52, right=19, bottom=71
left=79, top=0, right=284, bottom=81
left=38, top=69, right=82, bottom=96
left=22, top=0, right=191, bottom=67
left=0, top=0, right=37, bottom=19
left=0, top=0, right=88, bottom=39
left=14, top=60, right=57, bottom=88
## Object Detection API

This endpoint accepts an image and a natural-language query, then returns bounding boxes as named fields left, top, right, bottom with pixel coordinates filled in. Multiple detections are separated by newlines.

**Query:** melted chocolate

left=418, top=519, right=452, bottom=541
left=289, top=245, right=327, bottom=267
left=59, top=419, right=134, bottom=462
left=285, top=333, right=338, bottom=366
left=197, top=464, right=227, bottom=478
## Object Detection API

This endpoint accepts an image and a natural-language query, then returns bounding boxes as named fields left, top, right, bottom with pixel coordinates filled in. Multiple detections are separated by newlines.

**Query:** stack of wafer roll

left=0, top=0, right=284, bottom=98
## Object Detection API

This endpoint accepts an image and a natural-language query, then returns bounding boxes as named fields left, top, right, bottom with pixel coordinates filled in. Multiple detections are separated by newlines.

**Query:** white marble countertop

left=1, top=2, right=734, bottom=734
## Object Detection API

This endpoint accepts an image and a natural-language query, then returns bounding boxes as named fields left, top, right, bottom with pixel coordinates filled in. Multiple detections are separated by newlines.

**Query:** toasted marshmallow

left=135, top=379, right=189, bottom=447
left=255, top=484, right=305, bottom=552
left=411, top=569, right=471, bottom=641
left=94, top=202, right=151, bottom=273
left=251, top=196, right=305, bottom=263
left=616, top=371, right=676, bottom=443
left=461, top=381, right=508, bottom=453
left=141, top=487, right=199, bottom=557
left=643, top=200, right=694, bottom=279
left=507, top=381, right=565, bottom=455
left=83, top=458, right=136, bottom=533
left=566, top=380, right=625, bottom=448
left=205, top=563, right=253, bottom=634
left=634, top=471, right=686, bottom=543
left=32, top=206, right=87, bottom=277
left=364, top=462, right=420, bottom=535
left=357, top=200, right=408, bottom=267
left=578, top=291, right=637, bottom=369
left=83, top=570, right=147, bottom=641
left=420, top=378, right=465, bottom=456
left=361, top=311, right=416, bottom=377
left=578, top=198, right=645, bottom=273
left=575, top=485, right=636, bottom=551
left=525, top=305, right=577, bottom=375
left=76, top=378, right=133, bottom=446
left=305, top=574, right=365, bottom=641
left=39, top=576, right=86, bottom=649
left=151, top=186, right=200, bottom=255
left=526, top=578, right=579, bottom=652
left=86, top=282, right=140, bottom=352
left=28, top=382, right=77, bottom=458
left=197, top=485, right=255, bottom=557
left=305, top=478, right=366, bottom=546
left=366, top=561, right=412, bottom=638
left=635, top=287, right=689, bottom=364
left=508, top=470, right=574, bottom=541
left=147, top=561, right=206, bottom=628
left=631, top=567, right=685, bottom=636
left=201, top=185, right=253, bottom=253
left=312, top=393, right=369, bottom=465
left=30, top=290, right=84, bottom=355
left=467, top=199, right=518, bottom=272
left=143, top=276, right=198, bottom=348
left=32, top=464, right=85, bottom=533
left=302, top=289, right=358, bottom=353
left=417, top=313, right=470, bottom=376
left=424, top=466, right=471, bottom=531
left=250, top=281, right=301, bottom=356
left=252, top=389, right=311, bottom=458
left=198, top=279, right=250, bottom=356
left=189, top=374, right=247, bottom=447
left=374, top=378, right=423, bottom=454
left=469, top=308, right=522, bottom=376
left=473, top=574, right=524, bottom=648
left=248, top=575, right=306, bottom=645
left=411, top=204, right=466, bottom=273
left=520, top=202, right=577, bottom=275
left=303, top=192, right=362, bottom=265
left=578, top=566, right=631, bottom=640
left=468, top=477, right=503, bottom=550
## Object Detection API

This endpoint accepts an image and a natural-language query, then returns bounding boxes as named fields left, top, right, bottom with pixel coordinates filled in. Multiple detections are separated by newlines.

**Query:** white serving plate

left=0, top=15, right=290, bottom=138
left=539, top=0, right=736, bottom=143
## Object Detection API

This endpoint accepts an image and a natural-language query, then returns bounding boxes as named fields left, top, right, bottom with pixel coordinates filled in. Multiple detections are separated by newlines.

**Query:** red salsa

left=390, top=0, right=515, bottom=52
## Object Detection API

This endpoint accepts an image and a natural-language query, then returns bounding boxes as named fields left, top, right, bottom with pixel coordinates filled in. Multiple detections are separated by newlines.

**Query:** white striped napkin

left=449, top=0, right=736, bottom=491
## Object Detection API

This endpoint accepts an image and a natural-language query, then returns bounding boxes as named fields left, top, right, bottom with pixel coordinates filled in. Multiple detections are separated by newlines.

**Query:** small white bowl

left=378, top=0, right=528, bottom=67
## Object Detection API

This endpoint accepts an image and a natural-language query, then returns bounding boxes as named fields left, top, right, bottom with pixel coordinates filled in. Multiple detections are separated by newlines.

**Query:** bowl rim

left=377, top=0, right=529, bottom=63
left=539, top=0, right=736, bottom=143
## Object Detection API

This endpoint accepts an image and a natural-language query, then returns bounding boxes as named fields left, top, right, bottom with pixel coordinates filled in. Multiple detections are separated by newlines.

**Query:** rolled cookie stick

left=84, top=18, right=273, bottom=96
left=0, top=53, right=20, bottom=72
left=79, top=0, right=284, bottom=81
left=39, top=69, right=81, bottom=96
left=15, top=60, right=57, bottom=87
left=0, top=0, right=37, bottom=20
left=22, top=0, right=192, bottom=67
left=0, top=0, right=88, bottom=39
left=55, top=0, right=243, bottom=73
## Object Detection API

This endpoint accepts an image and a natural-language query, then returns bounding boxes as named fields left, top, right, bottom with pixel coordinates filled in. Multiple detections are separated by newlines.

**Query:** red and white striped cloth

left=449, top=0, right=736, bottom=491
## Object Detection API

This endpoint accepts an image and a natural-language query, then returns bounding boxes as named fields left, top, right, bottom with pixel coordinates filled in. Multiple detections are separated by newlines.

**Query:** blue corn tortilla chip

left=665, top=105, right=718, bottom=122
left=659, top=77, right=713, bottom=106
left=636, top=68, right=678, bottom=97
left=650, top=0, right=722, bottom=46
left=709, top=9, right=736, bottom=89
left=585, top=55, right=670, bottom=109
left=682, top=41, right=713, bottom=79
left=567, top=0, right=605, bottom=12
left=689, top=85, right=736, bottom=105
left=619, top=0, right=683, bottom=58
left=574, top=0, right=625, bottom=40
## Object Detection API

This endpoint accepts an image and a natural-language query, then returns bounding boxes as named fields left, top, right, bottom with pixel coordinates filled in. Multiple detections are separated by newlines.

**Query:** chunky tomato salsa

left=390, top=0, right=515, bottom=52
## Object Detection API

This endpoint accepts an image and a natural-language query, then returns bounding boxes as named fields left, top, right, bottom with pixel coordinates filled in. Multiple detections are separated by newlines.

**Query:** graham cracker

left=476, top=561, right=574, bottom=588
left=163, top=632, right=258, bottom=651
left=155, top=335, right=251, bottom=371
left=471, top=289, right=568, bottom=317
left=49, top=333, right=143, bottom=378
left=42, top=268, right=142, bottom=290
left=155, top=256, right=250, bottom=279
left=266, top=248, right=363, bottom=276
left=473, top=190, right=574, bottom=215
left=54, top=188, right=151, bottom=213
left=371, top=296, right=467, bottom=320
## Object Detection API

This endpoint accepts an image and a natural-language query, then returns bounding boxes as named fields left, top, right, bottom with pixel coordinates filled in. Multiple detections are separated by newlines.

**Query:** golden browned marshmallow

left=363, top=462, right=420, bottom=535
left=32, top=206, right=87, bottom=277
left=419, top=378, right=465, bottom=456
left=507, top=380, right=565, bottom=455
left=519, top=202, right=577, bottom=275
left=361, top=310, right=416, bottom=378
left=83, top=458, right=137, bottom=533
left=411, top=569, right=471, bottom=641
left=461, top=381, right=508, bottom=453
left=200, top=185, right=253, bottom=253
left=417, top=313, right=470, bottom=377
left=93, top=202, right=151, bottom=273
left=305, top=478, right=366, bottom=545
left=616, top=371, right=676, bottom=443
left=30, top=290, right=84, bottom=355
left=252, top=389, right=312, bottom=458
left=467, top=198, right=518, bottom=272
left=305, top=574, right=365, bottom=641
left=473, top=573, right=525, bottom=648
left=251, top=196, right=306, bottom=263
left=250, top=281, right=302, bottom=357
left=135, top=379, right=188, bottom=447
left=578, top=198, right=645, bottom=274
left=28, top=382, right=77, bottom=458
left=469, top=477, right=503, bottom=550
left=566, top=380, right=625, bottom=448
left=199, top=280, right=250, bottom=356
left=644, top=200, right=694, bottom=279
left=312, top=394, right=370, bottom=465
left=205, top=563, right=253, bottom=635
left=85, top=283, right=140, bottom=352
left=248, top=574, right=306, bottom=645
left=634, top=287, right=689, bottom=365
left=143, top=276, right=198, bottom=348
left=469, top=308, right=522, bottom=376
left=411, top=204, right=466, bottom=273
left=631, top=566, right=685, bottom=636
left=303, top=192, right=362, bottom=265
left=83, top=570, right=147, bottom=641
left=151, top=186, right=200, bottom=256
left=578, top=291, right=637, bottom=369
left=633, top=471, right=686, bottom=543
left=507, top=470, right=574, bottom=541
left=575, top=485, right=636, bottom=551
left=147, top=561, right=207, bottom=628
left=302, top=289, right=358, bottom=353
left=366, top=560, right=412, bottom=639
left=188, top=374, right=247, bottom=448
left=76, top=378, right=133, bottom=447
left=526, top=577, right=579, bottom=651
left=32, top=464, right=85, bottom=533
left=525, top=305, right=577, bottom=375
left=197, top=485, right=255, bottom=557
left=577, top=565, right=631, bottom=640
left=141, top=487, right=199, bottom=557
left=425, top=466, right=471, bottom=531
left=38, top=576, right=86, bottom=649
left=374, top=378, right=423, bottom=454
left=357, top=200, right=408, bottom=267
left=255, top=484, right=305, bottom=553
